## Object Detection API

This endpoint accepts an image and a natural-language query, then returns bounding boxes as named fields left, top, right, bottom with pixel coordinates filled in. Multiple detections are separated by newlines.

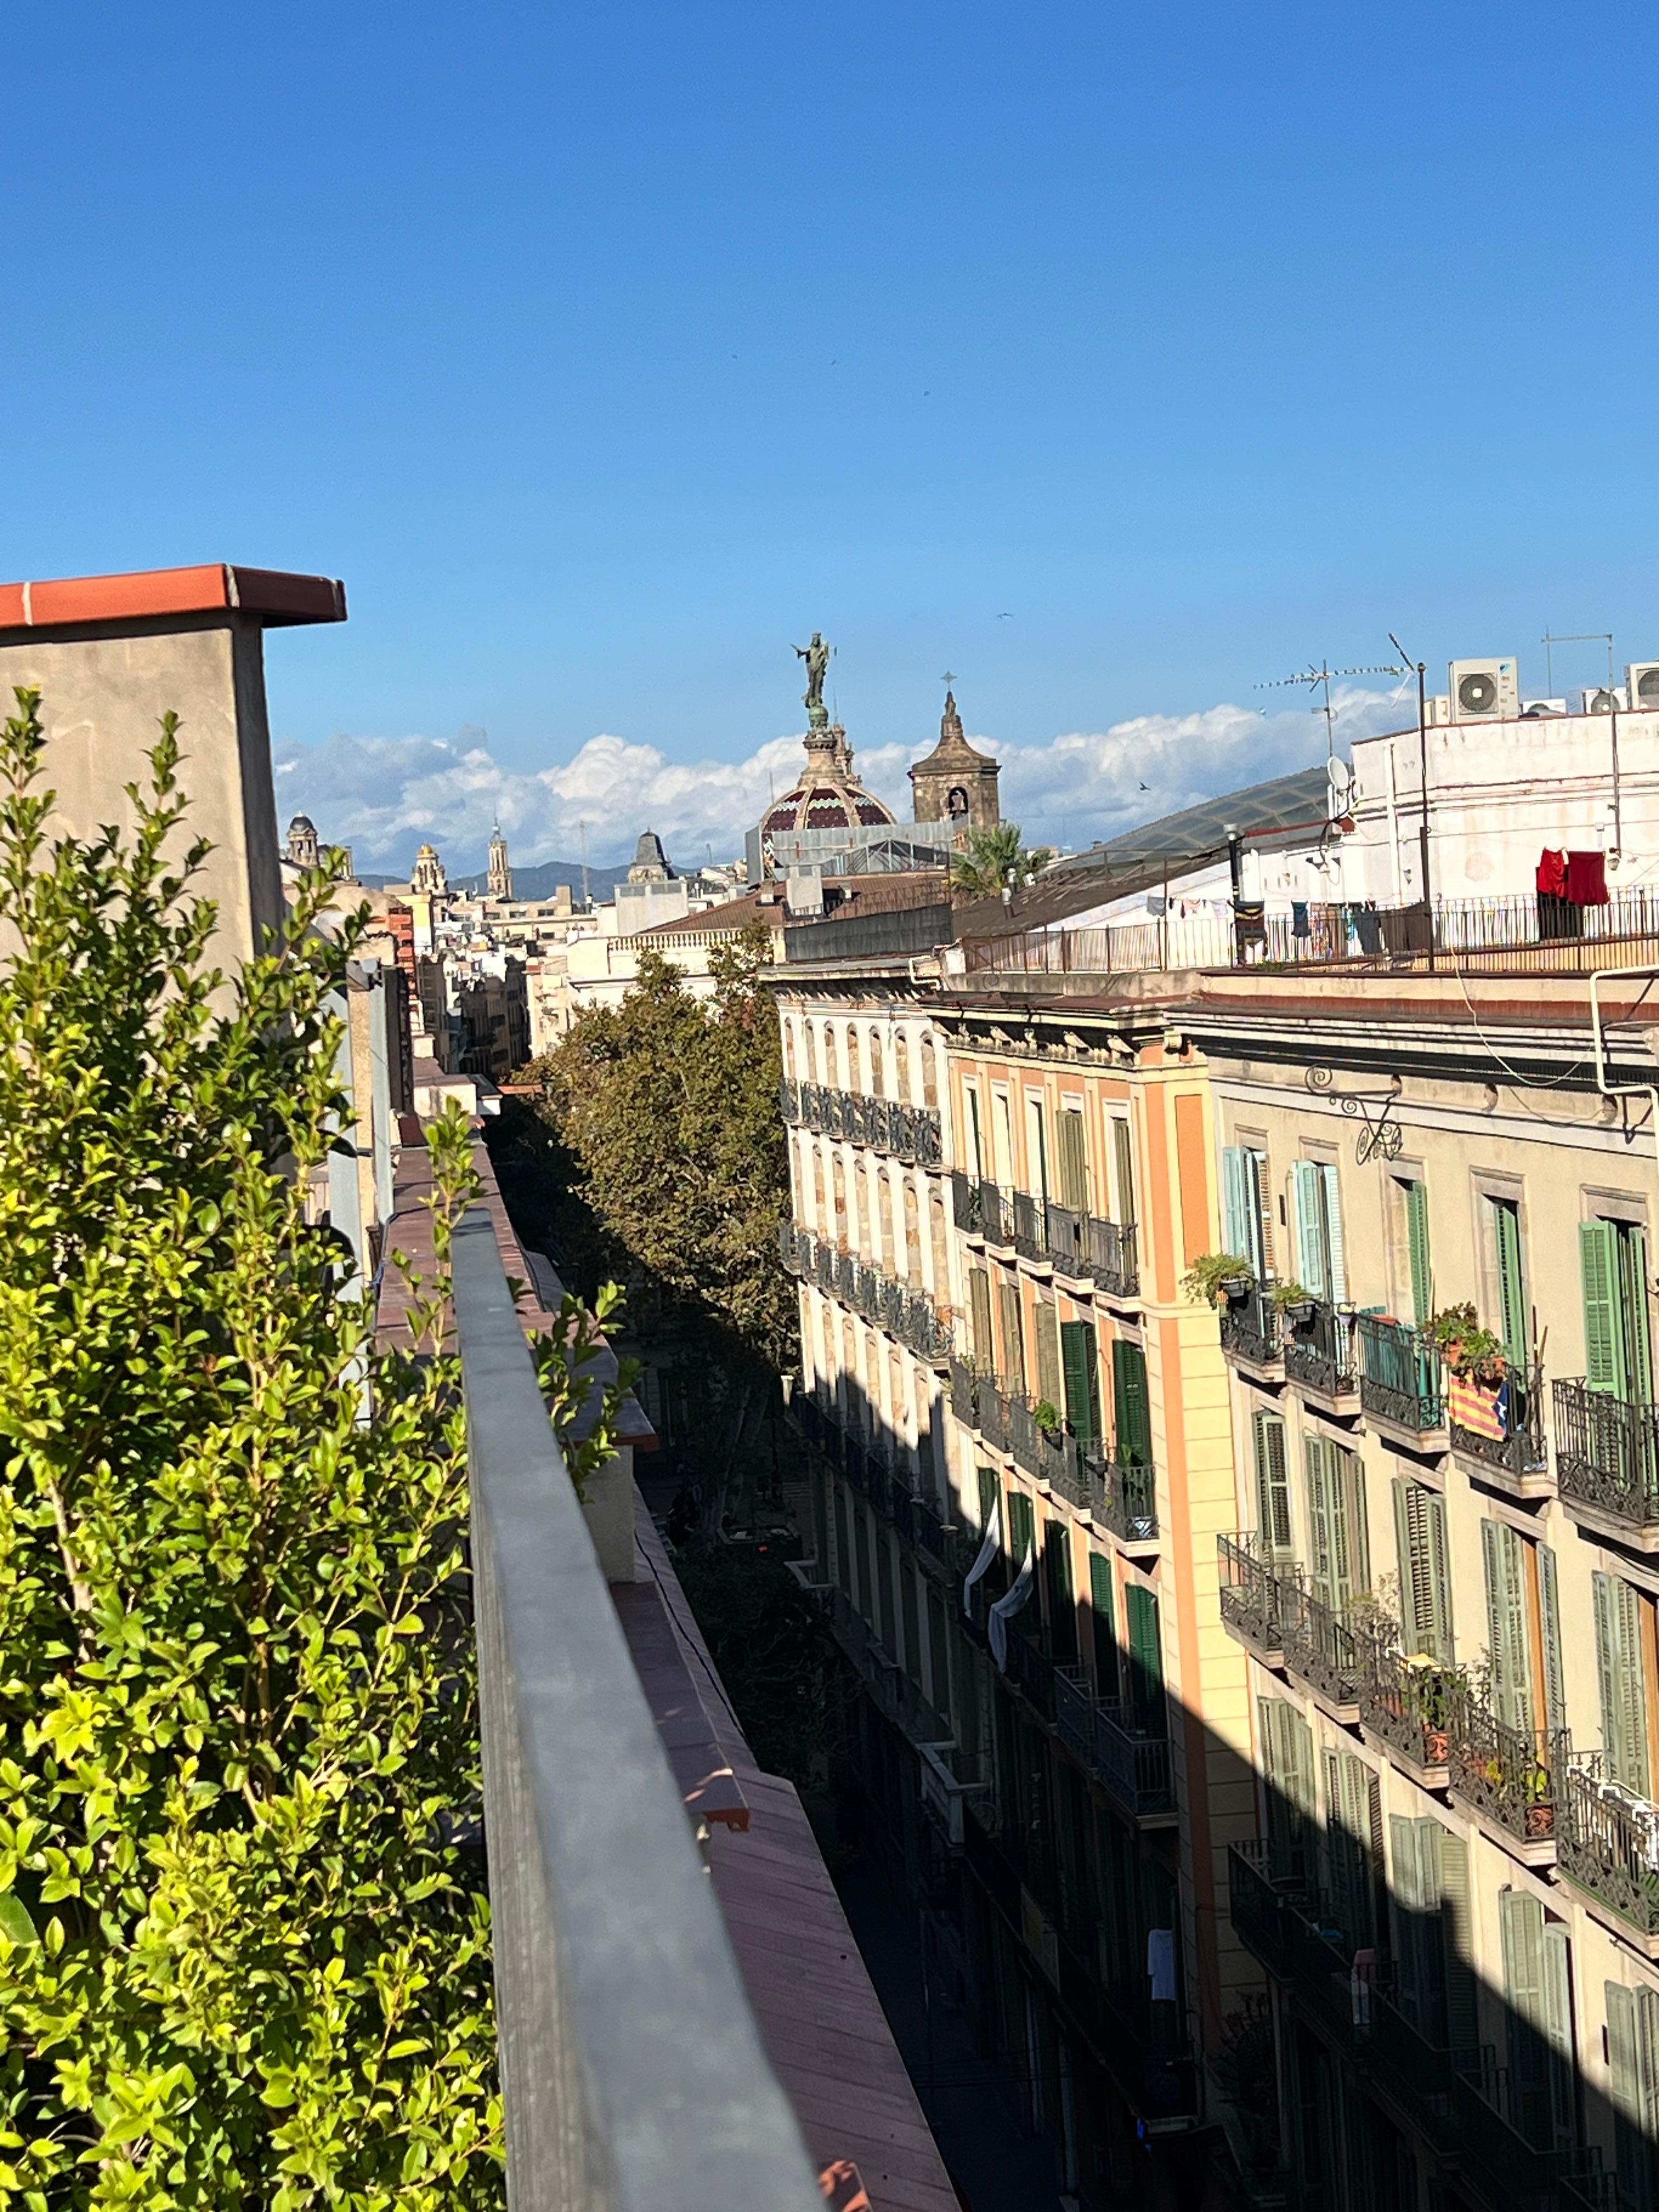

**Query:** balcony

left=1218, top=1285, right=1284, bottom=1381
left=950, top=1168, right=981, bottom=1234
left=978, top=1177, right=1013, bottom=1249
left=1359, top=1644, right=1462, bottom=1788
left=1087, top=1215, right=1139, bottom=1301
left=790, top=1226, right=953, bottom=1368
left=784, top=1080, right=944, bottom=1166
left=1554, top=1378, right=1659, bottom=1546
left=1558, top=1753, right=1659, bottom=1959
left=1054, top=1668, right=1176, bottom=1826
left=1446, top=1698, right=1564, bottom=1867
left=778, top=1218, right=804, bottom=1274
left=1277, top=1577, right=1370, bottom=1723
left=949, top=1354, right=980, bottom=1431
left=1444, top=1359, right=1550, bottom=1499
left=451, top=1215, right=825, bottom=2211
left=1357, top=1315, right=1447, bottom=1447
left=1012, top=1188, right=1047, bottom=1264
left=1217, top=1534, right=1286, bottom=1666
left=1282, top=1301, right=1359, bottom=1409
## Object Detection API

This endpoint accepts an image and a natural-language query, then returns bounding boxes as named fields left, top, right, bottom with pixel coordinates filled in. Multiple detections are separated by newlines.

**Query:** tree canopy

left=947, top=821, right=1056, bottom=901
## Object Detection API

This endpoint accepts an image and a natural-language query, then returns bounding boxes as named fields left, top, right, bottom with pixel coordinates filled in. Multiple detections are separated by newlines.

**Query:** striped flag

left=1448, top=1370, right=1507, bottom=1442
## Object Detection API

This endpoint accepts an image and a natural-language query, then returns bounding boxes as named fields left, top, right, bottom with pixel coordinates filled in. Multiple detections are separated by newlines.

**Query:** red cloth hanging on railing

left=1565, top=850, right=1609, bottom=906
left=1536, top=848, right=1567, bottom=897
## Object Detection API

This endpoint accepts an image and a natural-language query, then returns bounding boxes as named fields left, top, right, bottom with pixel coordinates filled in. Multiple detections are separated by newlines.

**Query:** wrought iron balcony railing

left=781, top=1079, right=943, bottom=1166
left=1449, top=1359, right=1548, bottom=1479
left=1217, top=1533, right=1286, bottom=1655
left=1218, top=1285, right=1281, bottom=1368
left=1447, top=1697, right=1565, bottom=1852
left=978, top=1177, right=1012, bottom=1247
left=1282, top=1300, right=1358, bottom=1400
left=787, top=1226, right=953, bottom=1364
left=451, top=1213, right=823, bottom=2212
left=1053, top=1667, right=1174, bottom=1819
left=1554, top=1378, right=1659, bottom=1531
left=1277, top=1576, right=1371, bottom=1712
left=777, top=1218, right=803, bottom=1273
left=1558, top=1752, right=1659, bottom=1942
left=1360, top=1643, right=1464, bottom=1778
left=1357, top=1314, right=1444, bottom=1431
left=950, top=1168, right=980, bottom=1233
left=1086, top=1214, right=1139, bottom=1299
left=1012, top=1188, right=1046, bottom=1262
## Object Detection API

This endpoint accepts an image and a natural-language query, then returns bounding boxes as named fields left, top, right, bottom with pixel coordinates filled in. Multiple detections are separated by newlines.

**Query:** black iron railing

left=1357, top=1314, right=1444, bottom=1430
left=951, top=1169, right=980, bottom=1233
left=788, top=1226, right=953, bottom=1363
left=1217, top=1534, right=1286, bottom=1651
left=978, top=1178, right=1012, bottom=1246
left=1361, top=1644, right=1463, bottom=1775
left=1087, top=1214, right=1139, bottom=1298
left=1012, top=1188, right=1045, bottom=1262
left=1447, top=1698, right=1565, bottom=1848
left=1278, top=1577, right=1370, bottom=1710
left=782, top=1080, right=943, bottom=1165
left=1282, top=1301, right=1358, bottom=1398
left=1558, top=1753, right=1659, bottom=1939
left=1218, top=1285, right=1280, bottom=1367
left=1554, top=1379, right=1659, bottom=1528
left=1449, top=1359, right=1547, bottom=1476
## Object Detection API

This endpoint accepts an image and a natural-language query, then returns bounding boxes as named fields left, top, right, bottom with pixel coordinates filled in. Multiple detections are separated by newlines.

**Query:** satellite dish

left=1327, top=757, right=1354, bottom=812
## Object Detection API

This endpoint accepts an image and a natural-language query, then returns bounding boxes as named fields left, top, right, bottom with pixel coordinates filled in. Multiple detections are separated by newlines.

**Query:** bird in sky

left=997, top=611, right=1012, bottom=619
left=1138, top=780, right=1150, bottom=791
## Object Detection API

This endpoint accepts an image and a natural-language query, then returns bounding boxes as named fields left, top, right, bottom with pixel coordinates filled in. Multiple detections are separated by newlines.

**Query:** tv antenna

left=578, top=820, right=590, bottom=907
left=1542, top=630, right=1614, bottom=695
left=1256, top=659, right=1410, bottom=759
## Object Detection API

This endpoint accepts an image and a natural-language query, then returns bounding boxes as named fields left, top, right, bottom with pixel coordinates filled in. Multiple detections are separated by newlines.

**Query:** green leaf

left=0, top=1893, right=36, bottom=1947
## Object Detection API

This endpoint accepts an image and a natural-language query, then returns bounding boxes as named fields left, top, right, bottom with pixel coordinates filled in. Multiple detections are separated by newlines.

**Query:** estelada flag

left=1448, top=1370, right=1506, bottom=1442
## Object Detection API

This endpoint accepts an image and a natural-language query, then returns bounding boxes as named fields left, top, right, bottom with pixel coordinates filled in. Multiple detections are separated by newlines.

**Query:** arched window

left=947, top=786, right=969, bottom=819
left=782, top=1020, right=797, bottom=1079
left=902, top=1179, right=920, bottom=1284
left=921, top=1036, right=939, bottom=1110
left=846, top=1028, right=861, bottom=1093
left=895, top=1032, right=912, bottom=1103
left=870, top=1031, right=885, bottom=1098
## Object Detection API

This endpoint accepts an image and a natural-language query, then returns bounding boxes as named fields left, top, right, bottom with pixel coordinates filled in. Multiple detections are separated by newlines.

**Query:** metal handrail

left=1558, top=1752, right=1659, bottom=1937
left=452, top=1211, right=822, bottom=2211
left=1357, top=1313, right=1444, bottom=1429
left=1554, top=1378, right=1659, bottom=1525
left=1282, top=1300, right=1358, bottom=1397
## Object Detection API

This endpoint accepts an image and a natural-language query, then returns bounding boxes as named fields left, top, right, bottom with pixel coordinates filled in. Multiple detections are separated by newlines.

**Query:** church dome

left=759, top=725, right=896, bottom=838
left=287, top=814, right=316, bottom=835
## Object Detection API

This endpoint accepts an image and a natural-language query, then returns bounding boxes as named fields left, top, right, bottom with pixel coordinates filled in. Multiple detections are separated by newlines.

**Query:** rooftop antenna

left=1388, top=631, right=1434, bottom=955
left=1542, top=630, right=1615, bottom=694
left=1256, top=659, right=1409, bottom=759
left=578, top=820, right=589, bottom=908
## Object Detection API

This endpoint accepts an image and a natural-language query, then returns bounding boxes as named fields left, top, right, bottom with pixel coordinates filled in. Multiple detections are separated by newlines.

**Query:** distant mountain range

left=353, top=858, right=630, bottom=899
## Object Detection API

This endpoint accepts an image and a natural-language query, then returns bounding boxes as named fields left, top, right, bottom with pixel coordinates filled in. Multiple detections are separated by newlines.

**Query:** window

left=1481, top=1519, right=1565, bottom=1739
left=1088, top=1551, right=1119, bottom=1699
left=1006, top=1487, right=1036, bottom=1568
left=834, top=1488, right=851, bottom=1596
left=1401, top=1177, right=1432, bottom=1327
left=1606, top=1983, right=1659, bottom=2203
left=1112, top=1118, right=1136, bottom=1226
left=1483, top=1193, right=1528, bottom=1368
left=965, top=1084, right=984, bottom=1177
left=996, top=1278, right=1025, bottom=1388
left=969, top=1267, right=995, bottom=1373
left=1222, top=1145, right=1271, bottom=1279
left=977, top=1463, right=1001, bottom=1539
left=1056, top=1107, right=1088, bottom=1212
left=1390, top=1818, right=1477, bottom=2050
left=1253, top=1409, right=1294, bottom=1565
left=1581, top=1217, right=1653, bottom=1403
left=1044, top=1520, right=1077, bottom=1666
left=992, top=1090, right=1014, bottom=1186
left=1322, top=1748, right=1381, bottom=1952
left=876, top=1532, right=897, bottom=1650
left=1304, top=1435, right=1369, bottom=1615
left=1498, top=1889, right=1575, bottom=2152
left=1025, top=1094, right=1049, bottom=1201
left=1260, top=1696, right=1316, bottom=1882
left=900, top=1560, right=922, bottom=1686
left=1112, top=1338, right=1152, bottom=1465
left=1593, top=1570, right=1652, bottom=1794
left=1291, top=1160, right=1347, bottom=1301
left=1392, top=1477, right=1452, bottom=1661
left=1124, top=1583, right=1164, bottom=1735
left=1035, top=1296, right=1063, bottom=1414
left=1061, top=1319, right=1102, bottom=1446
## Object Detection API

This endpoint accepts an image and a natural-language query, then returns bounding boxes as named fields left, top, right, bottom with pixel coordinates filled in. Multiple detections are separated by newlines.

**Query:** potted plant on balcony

left=1429, top=1302, right=1505, bottom=1381
left=1183, top=1251, right=1255, bottom=1307
left=1272, top=1280, right=1317, bottom=1325
left=1032, top=1397, right=1063, bottom=1439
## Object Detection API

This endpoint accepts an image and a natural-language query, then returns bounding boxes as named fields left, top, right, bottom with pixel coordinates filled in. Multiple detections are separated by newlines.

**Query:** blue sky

left=5, top=3, right=1657, bottom=865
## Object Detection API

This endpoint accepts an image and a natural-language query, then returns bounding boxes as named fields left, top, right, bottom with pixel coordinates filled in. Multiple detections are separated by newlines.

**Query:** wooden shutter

left=1336, top=1444, right=1370, bottom=1596
left=1395, top=1477, right=1451, bottom=1660
left=1405, top=1178, right=1432, bottom=1328
left=1500, top=1887, right=1551, bottom=2148
left=1390, top=1815, right=1434, bottom=2035
left=1090, top=1551, right=1119, bottom=1699
left=1061, top=1320, right=1101, bottom=1446
left=1222, top=1147, right=1251, bottom=1261
left=1125, top=1583, right=1164, bottom=1735
left=1044, top=1520, right=1077, bottom=1665
left=1540, top=1925, right=1576, bottom=2151
left=1307, top=1436, right=1362, bottom=1613
left=1582, top=1219, right=1625, bottom=1397
left=1254, top=1409, right=1293, bottom=1559
left=1035, top=1297, right=1063, bottom=1415
left=1057, top=1108, right=1088, bottom=1211
left=1113, top=1338, right=1152, bottom=1464
left=1007, top=1488, right=1035, bottom=1567
left=1113, top=1118, right=1135, bottom=1225
left=1248, top=1148, right=1274, bottom=1277
left=1321, top=1163, right=1348, bottom=1301
left=1482, top=1518, right=1534, bottom=1735
left=977, top=1463, right=1001, bottom=1537
left=1628, top=1224, right=1654, bottom=1404
left=1538, top=1543, right=1567, bottom=1737
left=1293, top=1160, right=1327, bottom=1296
left=1436, top=1830, right=1480, bottom=2055
left=1306, top=1435, right=1335, bottom=1611
left=1593, top=1569, right=1651, bottom=1795
left=1264, top=1698, right=1312, bottom=1882
left=969, top=1267, right=994, bottom=1372
left=996, top=1278, right=1025, bottom=1389
left=1493, top=1198, right=1527, bottom=1369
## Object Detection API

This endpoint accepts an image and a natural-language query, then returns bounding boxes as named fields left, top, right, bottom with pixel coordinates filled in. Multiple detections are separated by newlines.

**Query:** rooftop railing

left=452, top=1211, right=822, bottom=2212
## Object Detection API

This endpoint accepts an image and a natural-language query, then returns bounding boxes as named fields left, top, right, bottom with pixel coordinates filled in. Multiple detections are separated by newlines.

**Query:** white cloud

left=270, top=682, right=1415, bottom=872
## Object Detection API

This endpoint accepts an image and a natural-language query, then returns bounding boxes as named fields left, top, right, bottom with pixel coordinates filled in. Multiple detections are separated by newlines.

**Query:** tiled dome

left=759, top=725, right=895, bottom=839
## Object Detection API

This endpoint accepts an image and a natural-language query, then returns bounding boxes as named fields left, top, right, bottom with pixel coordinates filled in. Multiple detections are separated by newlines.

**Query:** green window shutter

left=1405, top=1178, right=1432, bottom=1328
left=1124, top=1583, right=1164, bottom=1734
left=1426, top=1490, right=1453, bottom=1662
left=1307, top=1436, right=1362, bottom=1613
left=1500, top=1886, right=1551, bottom=2147
left=1007, top=1489, right=1035, bottom=1567
left=1607, top=1982, right=1643, bottom=2129
left=1113, top=1118, right=1135, bottom=1225
left=1483, top=1519, right=1534, bottom=1735
left=1493, top=1198, right=1528, bottom=1370
left=1321, top=1162, right=1348, bottom=1302
left=1293, top=1161, right=1326, bottom=1297
left=1436, top=1829, right=1480, bottom=2055
left=1089, top=1551, right=1119, bottom=1699
left=1540, top=1926, right=1576, bottom=2150
left=1306, top=1435, right=1335, bottom=1611
left=1337, top=1444, right=1370, bottom=1596
left=1538, top=1544, right=1567, bottom=1737
left=1061, top=1320, right=1101, bottom=1446
left=996, top=1278, right=1025, bottom=1389
left=969, top=1267, right=994, bottom=1372
left=1057, top=1108, right=1088, bottom=1211
left=1113, top=1338, right=1152, bottom=1464
left=1044, top=1519, right=1076, bottom=1664
left=1582, top=1219, right=1625, bottom=1397
left=1222, top=1147, right=1251, bottom=1261
left=1284, top=1703, right=1316, bottom=1821
left=1254, top=1410, right=1292, bottom=1559
left=1395, top=1479, right=1430, bottom=1656
left=1628, top=1224, right=1654, bottom=1404
left=1035, top=1297, right=1063, bottom=1415
left=1593, top=1570, right=1651, bottom=1795
left=977, top=1463, right=1001, bottom=1538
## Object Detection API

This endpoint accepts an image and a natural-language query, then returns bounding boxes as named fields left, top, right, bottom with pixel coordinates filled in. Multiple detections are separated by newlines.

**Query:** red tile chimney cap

left=0, top=563, right=347, bottom=635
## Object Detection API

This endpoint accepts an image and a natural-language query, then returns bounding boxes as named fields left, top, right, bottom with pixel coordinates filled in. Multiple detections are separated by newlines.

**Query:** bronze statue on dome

left=793, top=631, right=831, bottom=729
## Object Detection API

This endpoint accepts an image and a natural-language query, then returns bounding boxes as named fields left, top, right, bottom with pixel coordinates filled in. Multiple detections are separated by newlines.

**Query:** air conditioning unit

left=1448, top=658, right=1521, bottom=721
left=1628, top=663, right=1659, bottom=710
left=1580, top=683, right=1629, bottom=715
left=1521, top=699, right=1566, bottom=717
left=1426, top=693, right=1452, bottom=725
